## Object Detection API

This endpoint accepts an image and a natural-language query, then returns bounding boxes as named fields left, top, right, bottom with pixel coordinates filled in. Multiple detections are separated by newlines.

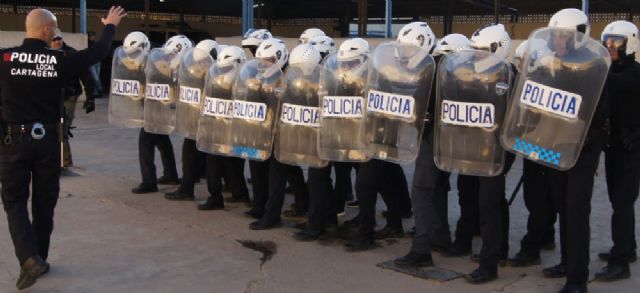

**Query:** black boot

left=598, top=251, right=637, bottom=263
left=131, top=183, right=158, bottom=194
left=594, top=264, right=630, bottom=281
left=157, top=176, right=180, bottom=185
left=293, top=229, right=325, bottom=241
left=197, top=196, right=225, bottom=210
left=543, top=263, right=567, bottom=278
left=345, top=237, right=375, bottom=252
left=508, top=251, right=541, bottom=267
left=164, top=189, right=194, bottom=201
left=465, top=266, right=497, bottom=284
left=557, top=283, right=587, bottom=293
left=393, top=252, right=433, bottom=267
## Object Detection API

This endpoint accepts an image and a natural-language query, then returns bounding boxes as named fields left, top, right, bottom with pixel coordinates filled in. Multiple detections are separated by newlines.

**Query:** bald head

left=25, top=9, right=58, bottom=42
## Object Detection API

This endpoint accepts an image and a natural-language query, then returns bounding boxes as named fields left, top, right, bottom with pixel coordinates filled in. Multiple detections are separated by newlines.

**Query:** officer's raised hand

left=101, top=6, right=127, bottom=26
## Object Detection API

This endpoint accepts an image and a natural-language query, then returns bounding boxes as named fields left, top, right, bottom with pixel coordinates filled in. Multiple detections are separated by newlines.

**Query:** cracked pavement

left=0, top=98, right=639, bottom=292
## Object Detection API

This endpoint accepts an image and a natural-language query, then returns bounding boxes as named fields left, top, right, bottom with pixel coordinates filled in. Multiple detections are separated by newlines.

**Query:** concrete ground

left=0, top=98, right=639, bottom=293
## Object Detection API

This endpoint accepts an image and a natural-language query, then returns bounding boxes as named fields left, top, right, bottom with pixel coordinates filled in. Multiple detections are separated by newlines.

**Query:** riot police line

left=106, top=8, right=639, bottom=293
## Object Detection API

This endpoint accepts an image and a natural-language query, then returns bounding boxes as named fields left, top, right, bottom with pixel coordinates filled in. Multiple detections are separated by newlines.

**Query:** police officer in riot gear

left=509, top=39, right=559, bottom=268
left=0, top=7, right=125, bottom=289
left=595, top=20, right=640, bottom=282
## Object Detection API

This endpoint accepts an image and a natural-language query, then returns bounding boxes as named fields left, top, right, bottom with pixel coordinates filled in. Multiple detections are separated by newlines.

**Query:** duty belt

left=4, top=122, right=57, bottom=144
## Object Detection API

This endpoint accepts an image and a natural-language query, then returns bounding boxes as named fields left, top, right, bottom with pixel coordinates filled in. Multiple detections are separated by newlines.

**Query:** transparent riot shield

left=174, top=48, right=214, bottom=139
left=196, top=61, right=242, bottom=155
left=228, top=59, right=284, bottom=161
left=501, top=27, right=611, bottom=170
left=108, top=46, right=147, bottom=128
left=143, top=48, right=181, bottom=135
left=364, top=42, right=436, bottom=164
left=274, top=63, right=328, bottom=168
left=434, top=49, right=513, bottom=176
left=317, top=53, right=369, bottom=162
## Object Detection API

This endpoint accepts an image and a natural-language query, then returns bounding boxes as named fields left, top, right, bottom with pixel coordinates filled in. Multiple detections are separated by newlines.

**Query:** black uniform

left=204, top=155, right=249, bottom=205
left=603, top=58, right=640, bottom=269
left=170, top=138, right=206, bottom=197
left=138, top=128, right=178, bottom=188
left=0, top=25, right=116, bottom=265
left=253, top=158, right=308, bottom=226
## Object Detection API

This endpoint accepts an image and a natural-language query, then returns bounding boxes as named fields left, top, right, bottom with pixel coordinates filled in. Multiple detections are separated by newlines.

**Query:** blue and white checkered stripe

left=513, top=138, right=561, bottom=166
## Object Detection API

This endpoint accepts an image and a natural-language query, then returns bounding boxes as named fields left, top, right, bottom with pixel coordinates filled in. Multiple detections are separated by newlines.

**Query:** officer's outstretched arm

left=64, top=6, right=127, bottom=74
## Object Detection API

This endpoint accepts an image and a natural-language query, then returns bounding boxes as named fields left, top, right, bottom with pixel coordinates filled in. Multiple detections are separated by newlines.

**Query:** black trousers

left=307, top=165, right=336, bottom=231
left=205, top=155, right=249, bottom=202
left=453, top=174, right=479, bottom=251
left=261, top=160, right=308, bottom=223
left=249, top=159, right=270, bottom=214
left=177, top=138, right=206, bottom=195
left=604, top=138, right=640, bottom=267
left=333, top=162, right=358, bottom=203
left=356, top=159, right=410, bottom=240
left=551, top=130, right=606, bottom=285
left=459, top=153, right=515, bottom=270
left=411, top=128, right=452, bottom=255
left=138, top=128, right=178, bottom=187
left=519, top=159, right=557, bottom=256
left=1, top=130, right=60, bottom=264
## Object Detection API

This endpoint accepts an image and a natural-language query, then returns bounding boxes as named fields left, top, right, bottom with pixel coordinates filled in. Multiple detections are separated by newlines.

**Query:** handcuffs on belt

left=3, top=122, right=46, bottom=145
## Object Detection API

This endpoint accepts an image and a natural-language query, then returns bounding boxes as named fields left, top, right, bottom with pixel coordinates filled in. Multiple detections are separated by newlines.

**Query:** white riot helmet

left=470, top=23, right=512, bottom=60
left=397, top=21, right=437, bottom=54
left=601, top=20, right=639, bottom=57
left=289, top=43, right=321, bottom=75
left=164, top=35, right=193, bottom=55
left=299, top=28, right=326, bottom=43
left=309, top=35, right=336, bottom=57
left=337, top=38, right=370, bottom=82
left=256, top=38, right=289, bottom=77
left=194, top=39, right=219, bottom=61
left=123, top=31, right=150, bottom=55
left=433, top=33, right=470, bottom=56
left=242, top=28, right=272, bottom=47
left=217, top=45, right=246, bottom=67
left=548, top=8, right=590, bottom=49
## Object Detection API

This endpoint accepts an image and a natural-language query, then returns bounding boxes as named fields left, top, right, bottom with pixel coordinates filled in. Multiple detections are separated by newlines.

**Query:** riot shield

left=174, top=48, right=214, bottom=139
left=501, top=27, right=611, bottom=170
left=364, top=42, right=436, bottom=164
left=228, top=59, right=284, bottom=161
left=108, top=46, right=147, bottom=128
left=274, top=63, right=328, bottom=168
left=143, top=48, right=181, bottom=135
left=434, top=49, right=513, bottom=176
left=196, top=61, right=242, bottom=155
left=317, top=53, right=369, bottom=162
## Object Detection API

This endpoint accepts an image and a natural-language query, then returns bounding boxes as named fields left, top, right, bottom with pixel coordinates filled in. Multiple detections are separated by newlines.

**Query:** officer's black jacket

left=607, top=56, right=640, bottom=131
left=0, top=24, right=115, bottom=124
left=59, top=43, right=97, bottom=99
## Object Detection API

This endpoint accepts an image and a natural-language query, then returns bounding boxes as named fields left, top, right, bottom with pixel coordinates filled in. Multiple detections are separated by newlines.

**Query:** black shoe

left=131, top=184, right=158, bottom=194
left=283, top=208, right=307, bottom=218
left=345, top=237, right=376, bottom=252
left=543, top=263, right=567, bottom=278
left=393, top=252, right=433, bottom=267
left=245, top=209, right=263, bottom=219
left=157, top=176, right=180, bottom=185
left=598, top=251, right=637, bottom=263
left=542, top=240, right=556, bottom=251
left=471, top=254, right=507, bottom=267
left=249, top=219, right=281, bottom=230
left=557, top=283, right=587, bottom=293
left=374, top=226, right=405, bottom=240
left=465, top=267, right=497, bottom=284
left=16, top=256, right=49, bottom=290
left=343, top=215, right=361, bottom=229
left=594, top=264, right=630, bottom=281
left=444, top=246, right=472, bottom=257
left=294, top=229, right=325, bottom=241
left=431, top=243, right=452, bottom=255
left=197, top=197, right=225, bottom=211
left=224, top=196, right=251, bottom=204
left=508, top=252, right=541, bottom=267
left=164, top=190, right=194, bottom=201
left=346, top=200, right=359, bottom=208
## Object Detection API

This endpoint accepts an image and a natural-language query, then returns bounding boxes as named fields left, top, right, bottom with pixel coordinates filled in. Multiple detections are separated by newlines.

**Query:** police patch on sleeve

left=234, top=100, right=267, bottom=122
left=520, top=80, right=581, bottom=119
left=145, top=83, right=171, bottom=101
left=441, top=100, right=495, bottom=128
left=111, top=79, right=141, bottom=97
left=366, top=89, right=416, bottom=121
left=322, top=96, right=365, bottom=118
left=280, top=103, right=321, bottom=127
left=202, top=97, right=233, bottom=118
left=179, top=86, right=202, bottom=105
